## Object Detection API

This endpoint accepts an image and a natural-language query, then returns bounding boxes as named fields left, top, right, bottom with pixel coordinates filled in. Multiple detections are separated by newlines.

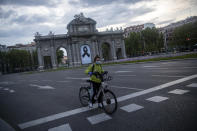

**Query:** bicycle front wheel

left=101, top=89, right=118, bottom=114
left=79, top=87, right=90, bottom=106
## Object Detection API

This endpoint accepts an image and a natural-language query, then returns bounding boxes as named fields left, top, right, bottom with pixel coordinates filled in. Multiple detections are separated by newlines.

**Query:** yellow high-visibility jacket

left=85, top=63, right=104, bottom=83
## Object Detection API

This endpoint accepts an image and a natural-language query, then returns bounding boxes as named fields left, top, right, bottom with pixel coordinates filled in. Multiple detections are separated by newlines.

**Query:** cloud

left=0, top=7, right=15, bottom=19
left=0, top=0, right=197, bottom=46
left=0, top=0, right=58, bottom=7
left=69, top=0, right=152, bottom=7
left=157, top=19, right=176, bottom=26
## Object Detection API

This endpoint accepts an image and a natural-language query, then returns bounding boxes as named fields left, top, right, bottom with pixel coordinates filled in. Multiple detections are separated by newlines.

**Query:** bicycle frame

left=91, top=82, right=108, bottom=101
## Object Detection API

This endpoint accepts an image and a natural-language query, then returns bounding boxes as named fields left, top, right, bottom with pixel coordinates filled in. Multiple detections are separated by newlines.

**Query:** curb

left=0, top=118, right=16, bottom=131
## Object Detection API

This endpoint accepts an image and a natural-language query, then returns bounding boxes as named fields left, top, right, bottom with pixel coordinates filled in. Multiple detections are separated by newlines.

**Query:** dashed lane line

left=143, top=66, right=160, bottom=68
left=117, top=75, right=136, bottom=77
left=18, top=74, right=197, bottom=129
left=152, top=75, right=186, bottom=78
left=29, top=84, right=55, bottom=90
left=66, top=77, right=89, bottom=80
left=183, top=67, right=197, bottom=69
left=111, top=85, right=143, bottom=91
left=115, top=71, right=133, bottom=73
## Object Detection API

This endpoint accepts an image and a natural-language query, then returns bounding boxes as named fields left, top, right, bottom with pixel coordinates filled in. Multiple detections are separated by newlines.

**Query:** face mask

left=96, top=61, right=101, bottom=65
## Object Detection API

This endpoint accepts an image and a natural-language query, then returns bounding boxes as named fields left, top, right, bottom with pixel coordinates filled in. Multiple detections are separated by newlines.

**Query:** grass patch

left=24, top=53, right=197, bottom=74
left=103, top=53, right=197, bottom=66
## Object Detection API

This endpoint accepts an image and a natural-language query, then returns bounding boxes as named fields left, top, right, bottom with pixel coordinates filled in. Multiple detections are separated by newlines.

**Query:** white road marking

left=115, top=71, right=133, bottom=73
left=120, top=104, right=144, bottom=113
left=183, top=67, right=197, bottom=69
left=168, top=89, right=189, bottom=95
left=152, top=75, right=186, bottom=78
left=30, top=80, right=39, bottom=82
left=4, top=88, right=9, bottom=91
left=66, top=77, right=89, bottom=80
left=162, top=63, right=170, bottom=64
left=146, top=96, right=168, bottom=102
left=111, top=85, right=143, bottom=91
left=18, top=74, right=197, bottom=129
left=0, top=81, right=14, bottom=84
left=48, top=124, right=72, bottom=131
left=1, top=87, right=15, bottom=93
left=117, top=75, right=136, bottom=77
left=117, top=74, right=197, bottom=102
left=162, top=62, right=177, bottom=64
left=187, top=83, right=197, bottom=87
left=87, top=113, right=111, bottom=125
left=42, top=80, right=52, bottom=82
left=9, top=90, right=15, bottom=93
left=56, top=81, right=70, bottom=83
left=143, top=66, right=159, bottom=68
left=146, top=68, right=169, bottom=70
left=30, top=84, right=55, bottom=90
left=18, top=106, right=97, bottom=129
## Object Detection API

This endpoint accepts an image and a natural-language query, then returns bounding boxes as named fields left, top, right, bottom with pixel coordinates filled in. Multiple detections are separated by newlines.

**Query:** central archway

left=56, top=47, right=68, bottom=67
left=102, top=42, right=111, bottom=61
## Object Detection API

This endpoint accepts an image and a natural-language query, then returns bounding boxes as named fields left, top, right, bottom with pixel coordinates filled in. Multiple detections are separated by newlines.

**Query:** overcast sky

left=0, top=0, right=197, bottom=46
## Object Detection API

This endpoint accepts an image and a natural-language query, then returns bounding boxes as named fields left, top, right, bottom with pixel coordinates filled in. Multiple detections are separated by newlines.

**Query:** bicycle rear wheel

left=79, top=87, right=90, bottom=106
left=101, top=89, right=118, bottom=114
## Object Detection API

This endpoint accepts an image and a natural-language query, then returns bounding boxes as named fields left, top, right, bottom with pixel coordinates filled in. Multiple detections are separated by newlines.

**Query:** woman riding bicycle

left=85, top=55, right=104, bottom=108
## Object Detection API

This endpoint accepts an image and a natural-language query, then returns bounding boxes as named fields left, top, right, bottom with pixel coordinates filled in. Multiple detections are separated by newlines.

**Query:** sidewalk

left=0, top=118, right=15, bottom=131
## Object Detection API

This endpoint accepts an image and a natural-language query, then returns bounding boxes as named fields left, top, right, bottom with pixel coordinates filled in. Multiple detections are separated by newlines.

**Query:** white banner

left=81, top=45, right=91, bottom=64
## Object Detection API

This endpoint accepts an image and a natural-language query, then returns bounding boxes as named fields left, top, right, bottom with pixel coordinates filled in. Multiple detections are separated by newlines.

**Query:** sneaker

left=88, top=102, right=93, bottom=108
left=98, top=103, right=103, bottom=108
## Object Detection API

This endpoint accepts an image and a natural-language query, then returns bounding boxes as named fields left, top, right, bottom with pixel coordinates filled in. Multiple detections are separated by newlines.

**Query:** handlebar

left=93, top=71, right=112, bottom=82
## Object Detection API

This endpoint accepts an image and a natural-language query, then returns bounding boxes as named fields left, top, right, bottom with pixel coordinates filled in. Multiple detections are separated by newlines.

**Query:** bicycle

left=79, top=71, right=118, bottom=114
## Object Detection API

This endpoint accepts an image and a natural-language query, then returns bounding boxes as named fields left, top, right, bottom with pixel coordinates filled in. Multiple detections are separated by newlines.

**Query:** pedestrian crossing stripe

left=48, top=123, right=72, bottom=131
left=120, top=104, right=144, bottom=113
left=168, top=89, right=189, bottom=94
left=187, top=83, right=197, bottom=87
left=87, top=113, right=112, bottom=125
left=146, top=96, right=168, bottom=103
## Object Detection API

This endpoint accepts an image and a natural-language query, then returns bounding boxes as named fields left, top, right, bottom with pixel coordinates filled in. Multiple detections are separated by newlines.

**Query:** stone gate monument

left=34, top=13, right=126, bottom=69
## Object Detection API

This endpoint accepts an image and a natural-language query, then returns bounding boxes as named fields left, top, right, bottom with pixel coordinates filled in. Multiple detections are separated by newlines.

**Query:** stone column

left=50, top=46, right=57, bottom=69
left=50, top=39, right=57, bottom=69
left=92, top=40, right=97, bottom=58
left=72, top=43, right=77, bottom=67
left=95, top=40, right=99, bottom=56
left=76, top=43, right=81, bottom=66
left=68, top=43, right=73, bottom=67
left=37, top=46, right=44, bottom=70
left=111, top=40, right=117, bottom=60
left=98, top=41, right=103, bottom=59
left=121, top=39, right=127, bottom=58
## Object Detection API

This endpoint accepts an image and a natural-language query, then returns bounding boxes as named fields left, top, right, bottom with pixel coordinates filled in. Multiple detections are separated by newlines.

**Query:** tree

left=56, top=50, right=64, bottom=64
left=125, top=28, right=164, bottom=57
left=169, top=21, right=197, bottom=51
left=0, top=49, right=39, bottom=73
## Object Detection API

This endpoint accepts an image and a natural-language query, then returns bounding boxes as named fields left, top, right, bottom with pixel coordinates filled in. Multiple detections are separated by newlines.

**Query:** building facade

left=7, top=42, right=36, bottom=53
left=124, top=23, right=155, bottom=38
left=35, top=13, right=127, bottom=69
left=159, top=16, right=197, bottom=50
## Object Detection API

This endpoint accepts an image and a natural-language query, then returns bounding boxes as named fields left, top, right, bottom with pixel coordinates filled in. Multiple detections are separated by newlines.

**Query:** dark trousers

left=92, top=82, right=102, bottom=103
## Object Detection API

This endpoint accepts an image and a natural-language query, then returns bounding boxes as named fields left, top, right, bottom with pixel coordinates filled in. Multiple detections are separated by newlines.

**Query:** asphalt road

left=0, top=59, right=197, bottom=131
